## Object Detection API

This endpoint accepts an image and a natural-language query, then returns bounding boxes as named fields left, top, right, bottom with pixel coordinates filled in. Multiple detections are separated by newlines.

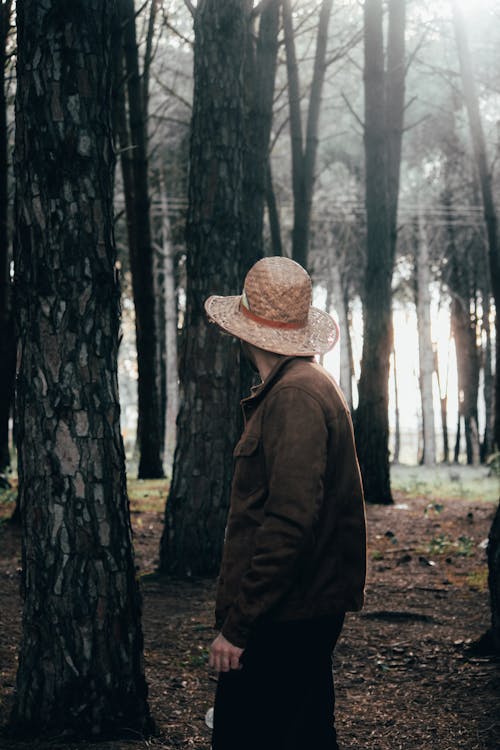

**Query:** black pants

left=212, top=614, right=345, bottom=750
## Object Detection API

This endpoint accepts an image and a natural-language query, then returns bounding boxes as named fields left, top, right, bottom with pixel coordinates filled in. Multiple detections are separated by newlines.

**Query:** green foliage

left=426, top=533, right=474, bottom=558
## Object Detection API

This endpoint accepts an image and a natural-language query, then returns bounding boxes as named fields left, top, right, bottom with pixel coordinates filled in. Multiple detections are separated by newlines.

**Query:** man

left=204, top=256, right=366, bottom=750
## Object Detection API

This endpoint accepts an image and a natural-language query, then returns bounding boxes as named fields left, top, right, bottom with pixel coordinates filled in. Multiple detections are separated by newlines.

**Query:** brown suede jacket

left=215, top=356, right=367, bottom=648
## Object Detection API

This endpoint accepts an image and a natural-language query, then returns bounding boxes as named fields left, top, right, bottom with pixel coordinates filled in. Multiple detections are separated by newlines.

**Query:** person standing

left=205, top=256, right=366, bottom=750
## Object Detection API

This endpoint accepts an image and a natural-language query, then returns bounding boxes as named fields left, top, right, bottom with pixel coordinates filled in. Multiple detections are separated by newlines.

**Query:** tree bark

left=11, top=0, right=152, bottom=737
left=265, top=161, right=283, bottom=256
left=433, top=344, right=449, bottom=463
left=392, top=346, right=400, bottom=464
left=159, top=0, right=247, bottom=576
left=330, top=253, right=352, bottom=408
left=283, top=0, right=333, bottom=268
left=118, top=0, right=163, bottom=478
left=452, top=0, right=500, bottom=450
left=386, top=0, right=406, bottom=263
left=487, top=500, right=500, bottom=654
left=242, top=0, right=279, bottom=274
left=481, top=300, right=495, bottom=460
left=451, top=289, right=480, bottom=465
left=354, top=0, right=395, bottom=504
left=0, top=0, right=14, bottom=472
left=415, top=209, right=436, bottom=465
left=158, top=168, right=178, bottom=476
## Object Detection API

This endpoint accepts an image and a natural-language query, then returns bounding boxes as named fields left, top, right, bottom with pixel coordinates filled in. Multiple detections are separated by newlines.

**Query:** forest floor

left=0, top=466, right=499, bottom=750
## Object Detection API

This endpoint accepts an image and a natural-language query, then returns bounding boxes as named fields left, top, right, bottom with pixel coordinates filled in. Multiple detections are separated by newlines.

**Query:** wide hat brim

left=204, top=294, right=339, bottom=356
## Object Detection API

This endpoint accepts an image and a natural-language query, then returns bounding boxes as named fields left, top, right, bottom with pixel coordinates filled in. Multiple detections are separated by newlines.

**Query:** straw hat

left=204, top=257, right=339, bottom=356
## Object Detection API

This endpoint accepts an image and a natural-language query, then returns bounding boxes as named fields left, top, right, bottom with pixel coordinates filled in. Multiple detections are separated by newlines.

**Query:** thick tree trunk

left=453, top=0, right=500, bottom=450
left=159, top=0, right=246, bottom=576
left=416, top=209, right=436, bottom=465
left=0, top=0, right=14, bottom=472
left=355, top=0, right=394, bottom=504
left=10, top=0, right=152, bottom=737
left=487, top=501, right=500, bottom=653
left=283, top=0, right=332, bottom=268
left=119, top=0, right=163, bottom=478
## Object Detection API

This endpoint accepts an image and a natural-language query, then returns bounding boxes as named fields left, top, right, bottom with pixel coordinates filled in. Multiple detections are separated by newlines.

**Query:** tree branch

left=341, top=91, right=364, bottom=130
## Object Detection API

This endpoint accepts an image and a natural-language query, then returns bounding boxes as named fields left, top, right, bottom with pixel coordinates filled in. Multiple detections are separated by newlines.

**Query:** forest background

left=0, top=0, right=499, bottom=747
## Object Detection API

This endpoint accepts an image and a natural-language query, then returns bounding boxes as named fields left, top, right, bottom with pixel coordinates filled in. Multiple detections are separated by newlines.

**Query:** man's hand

left=209, top=633, right=244, bottom=673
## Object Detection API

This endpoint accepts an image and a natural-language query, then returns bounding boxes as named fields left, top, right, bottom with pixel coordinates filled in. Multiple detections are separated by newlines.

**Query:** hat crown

left=243, top=257, right=312, bottom=326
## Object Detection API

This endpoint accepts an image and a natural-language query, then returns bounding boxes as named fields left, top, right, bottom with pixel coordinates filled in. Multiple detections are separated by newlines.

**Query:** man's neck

left=251, top=346, right=286, bottom=382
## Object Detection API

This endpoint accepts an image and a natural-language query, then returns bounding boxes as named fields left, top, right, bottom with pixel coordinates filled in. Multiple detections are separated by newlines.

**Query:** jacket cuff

left=220, top=609, right=251, bottom=649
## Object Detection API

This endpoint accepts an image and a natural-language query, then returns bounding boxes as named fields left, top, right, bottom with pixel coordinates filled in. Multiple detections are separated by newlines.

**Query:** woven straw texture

left=204, top=257, right=339, bottom=356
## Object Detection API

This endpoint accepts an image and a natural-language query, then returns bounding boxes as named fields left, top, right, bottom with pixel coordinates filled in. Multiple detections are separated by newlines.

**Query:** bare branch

left=325, top=29, right=363, bottom=68
left=152, top=72, right=192, bottom=111
left=402, top=114, right=431, bottom=133
left=184, top=0, right=196, bottom=17
left=341, top=91, right=364, bottom=130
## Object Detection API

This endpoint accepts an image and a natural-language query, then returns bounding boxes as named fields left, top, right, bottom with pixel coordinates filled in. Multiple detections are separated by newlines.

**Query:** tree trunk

left=0, top=0, right=14, bottom=472
left=159, top=0, right=247, bottom=576
left=265, top=162, right=283, bottom=256
left=119, top=0, right=163, bottom=478
left=242, top=0, right=279, bottom=274
left=415, top=209, right=436, bottom=465
left=451, top=291, right=480, bottom=465
left=433, top=344, right=449, bottom=463
left=487, top=501, right=500, bottom=654
left=481, top=300, right=495, bottom=460
left=283, top=0, right=333, bottom=268
left=158, top=168, right=178, bottom=476
left=392, top=346, right=400, bottom=464
left=10, top=0, right=152, bottom=737
left=386, top=0, right=406, bottom=262
left=452, top=0, right=500, bottom=450
left=354, top=0, right=394, bottom=504
left=330, top=253, right=352, bottom=407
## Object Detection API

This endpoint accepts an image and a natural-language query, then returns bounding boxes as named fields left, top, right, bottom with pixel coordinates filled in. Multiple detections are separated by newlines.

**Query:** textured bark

left=415, top=210, right=436, bottom=465
left=434, top=345, right=449, bottom=463
left=11, top=0, right=152, bottom=736
left=0, top=0, right=14, bottom=471
left=487, top=500, right=500, bottom=653
left=158, top=169, right=178, bottom=476
left=354, top=0, right=393, bottom=504
left=118, top=0, right=163, bottom=478
left=331, top=256, right=352, bottom=408
left=392, top=346, right=401, bottom=464
left=242, top=0, right=279, bottom=273
left=386, top=0, right=406, bottom=263
left=453, top=0, right=500, bottom=450
left=481, top=302, right=495, bottom=460
left=451, top=290, right=480, bottom=465
left=283, top=0, right=332, bottom=268
left=265, top=161, right=283, bottom=256
left=159, top=0, right=246, bottom=576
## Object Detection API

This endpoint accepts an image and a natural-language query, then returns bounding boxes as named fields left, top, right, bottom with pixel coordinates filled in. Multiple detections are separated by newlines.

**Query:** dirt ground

left=0, top=482, right=499, bottom=750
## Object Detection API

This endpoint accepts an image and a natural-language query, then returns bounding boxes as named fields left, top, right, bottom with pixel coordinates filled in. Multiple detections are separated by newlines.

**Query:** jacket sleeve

left=221, top=386, right=328, bottom=647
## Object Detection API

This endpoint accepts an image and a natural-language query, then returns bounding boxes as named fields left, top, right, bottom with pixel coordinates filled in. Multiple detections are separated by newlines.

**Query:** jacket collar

left=241, top=355, right=313, bottom=410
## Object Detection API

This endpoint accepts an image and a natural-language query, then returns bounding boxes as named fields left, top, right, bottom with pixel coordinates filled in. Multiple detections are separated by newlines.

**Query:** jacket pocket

left=232, top=435, right=264, bottom=498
